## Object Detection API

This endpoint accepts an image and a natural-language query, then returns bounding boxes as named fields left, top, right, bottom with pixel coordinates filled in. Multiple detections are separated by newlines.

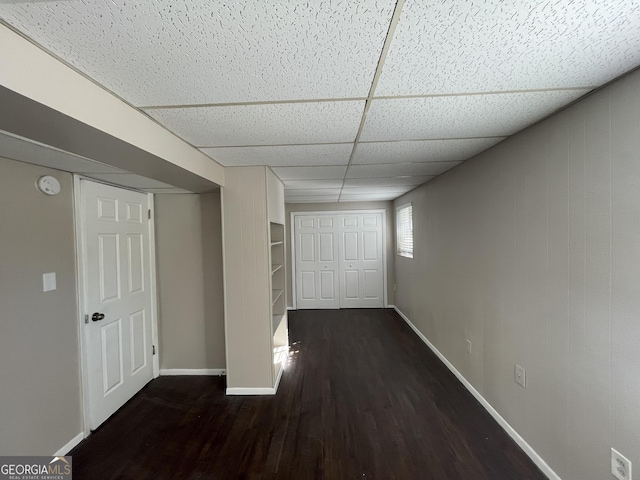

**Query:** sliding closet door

left=294, top=215, right=339, bottom=309
left=294, top=212, right=385, bottom=309
left=338, top=213, right=384, bottom=308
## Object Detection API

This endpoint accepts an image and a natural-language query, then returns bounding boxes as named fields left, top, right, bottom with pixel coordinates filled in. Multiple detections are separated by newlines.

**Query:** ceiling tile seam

left=372, top=86, right=595, bottom=100
left=350, top=161, right=463, bottom=166
left=199, top=142, right=354, bottom=149
left=359, top=136, right=507, bottom=143
left=281, top=175, right=427, bottom=181
left=139, top=97, right=368, bottom=110
left=338, top=0, right=407, bottom=202
left=230, top=160, right=462, bottom=168
left=197, top=136, right=506, bottom=149
left=272, top=165, right=348, bottom=169
left=136, top=85, right=593, bottom=111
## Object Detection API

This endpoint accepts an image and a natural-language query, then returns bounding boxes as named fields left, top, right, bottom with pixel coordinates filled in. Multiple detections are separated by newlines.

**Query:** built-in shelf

left=272, top=313, right=286, bottom=334
left=270, top=220, right=288, bottom=392
left=272, top=289, right=284, bottom=305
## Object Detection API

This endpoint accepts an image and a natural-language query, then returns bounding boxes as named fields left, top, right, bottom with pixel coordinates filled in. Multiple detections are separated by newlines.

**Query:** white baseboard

left=160, top=368, right=226, bottom=376
left=392, top=306, right=561, bottom=480
left=274, top=362, right=285, bottom=392
left=54, top=432, right=84, bottom=456
left=387, top=304, right=396, bottom=309
left=286, top=306, right=295, bottom=311
left=226, top=387, right=277, bottom=395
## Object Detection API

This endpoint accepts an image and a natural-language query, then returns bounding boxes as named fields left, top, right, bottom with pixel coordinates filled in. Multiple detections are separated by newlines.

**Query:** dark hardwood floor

left=70, top=309, right=546, bottom=480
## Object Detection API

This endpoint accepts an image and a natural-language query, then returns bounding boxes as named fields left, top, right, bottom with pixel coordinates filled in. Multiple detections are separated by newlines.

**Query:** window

left=396, top=203, right=413, bottom=258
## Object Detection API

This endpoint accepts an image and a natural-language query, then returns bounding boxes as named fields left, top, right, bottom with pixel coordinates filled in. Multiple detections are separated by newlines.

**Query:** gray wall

left=393, top=69, right=640, bottom=480
left=155, top=192, right=226, bottom=370
left=285, top=201, right=396, bottom=308
left=0, top=157, right=82, bottom=455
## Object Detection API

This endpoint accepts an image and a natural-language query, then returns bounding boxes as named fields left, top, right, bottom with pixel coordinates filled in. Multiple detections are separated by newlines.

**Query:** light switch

left=43, top=272, right=57, bottom=292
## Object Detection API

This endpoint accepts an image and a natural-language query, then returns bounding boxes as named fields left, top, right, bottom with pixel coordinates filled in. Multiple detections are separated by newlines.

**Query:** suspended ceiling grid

left=1, top=1, right=639, bottom=202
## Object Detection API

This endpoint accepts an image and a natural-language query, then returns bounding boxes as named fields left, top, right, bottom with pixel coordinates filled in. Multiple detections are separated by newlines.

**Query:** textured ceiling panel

left=353, top=138, right=505, bottom=164
left=347, top=162, right=460, bottom=178
left=340, top=193, right=400, bottom=201
left=201, top=144, right=353, bottom=167
left=341, top=186, right=415, bottom=196
left=285, top=196, right=341, bottom=203
left=376, top=0, right=640, bottom=96
left=146, top=101, right=364, bottom=147
left=282, top=179, right=345, bottom=189
left=344, top=176, right=433, bottom=187
left=360, top=91, right=588, bottom=141
left=272, top=166, right=347, bottom=180
left=284, top=189, right=342, bottom=196
left=0, top=1, right=395, bottom=105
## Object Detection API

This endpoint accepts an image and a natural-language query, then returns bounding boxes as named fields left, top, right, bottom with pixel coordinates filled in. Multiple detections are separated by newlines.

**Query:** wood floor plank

left=69, top=309, right=547, bottom=479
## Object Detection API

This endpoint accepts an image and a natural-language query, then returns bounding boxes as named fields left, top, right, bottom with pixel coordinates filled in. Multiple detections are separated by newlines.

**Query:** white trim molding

left=160, top=369, right=226, bottom=376
left=392, top=306, right=562, bottom=480
left=54, top=432, right=84, bottom=456
left=226, top=387, right=277, bottom=395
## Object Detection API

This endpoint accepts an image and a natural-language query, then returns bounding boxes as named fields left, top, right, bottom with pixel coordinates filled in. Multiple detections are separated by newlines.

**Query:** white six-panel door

left=338, top=213, right=384, bottom=308
left=295, top=215, right=340, bottom=309
left=81, top=180, right=154, bottom=429
left=294, top=212, right=384, bottom=309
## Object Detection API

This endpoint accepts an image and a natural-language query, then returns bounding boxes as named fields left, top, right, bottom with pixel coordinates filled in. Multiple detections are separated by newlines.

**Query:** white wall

left=393, top=68, right=640, bottom=480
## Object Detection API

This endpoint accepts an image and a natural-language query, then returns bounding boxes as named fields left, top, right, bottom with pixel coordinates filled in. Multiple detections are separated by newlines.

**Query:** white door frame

left=73, top=175, right=160, bottom=437
left=290, top=209, right=388, bottom=310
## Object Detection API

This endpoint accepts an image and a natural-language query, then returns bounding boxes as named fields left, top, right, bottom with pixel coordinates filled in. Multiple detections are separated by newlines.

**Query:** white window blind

left=396, top=204, right=413, bottom=258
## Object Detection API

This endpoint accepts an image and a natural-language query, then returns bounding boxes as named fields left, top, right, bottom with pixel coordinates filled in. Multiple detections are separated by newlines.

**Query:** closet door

left=338, top=213, right=384, bottom=308
left=294, top=215, right=339, bottom=309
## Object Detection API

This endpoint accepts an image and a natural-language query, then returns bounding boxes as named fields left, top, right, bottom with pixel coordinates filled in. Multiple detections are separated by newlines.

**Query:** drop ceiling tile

left=282, top=179, right=344, bottom=189
left=272, top=166, right=347, bottom=181
left=0, top=1, right=395, bottom=105
left=376, top=0, right=640, bottom=96
left=84, top=173, right=174, bottom=189
left=201, top=144, right=353, bottom=167
left=346, top=162, right=460, bottom=178
left=146, top=102, right=364, bottom=147
left=285, top=189, right=342, bottom=196
left=340, top=193, right=401, bottom=201
left=353, top=138, right=505, bottom=164
left=0, top=131, right=126, bottom=174
left=361, top=91, right=588, bottom=141
left=285, top=196, right=341, bottom=203
left=341, top=186, right=415, bottom=196
left=344, top=176, right=433, bottom=187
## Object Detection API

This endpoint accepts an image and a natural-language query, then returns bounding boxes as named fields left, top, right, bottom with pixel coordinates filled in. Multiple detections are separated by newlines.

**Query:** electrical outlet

left=515, top=364, right=526, bottom=388
left=466, top=339, right=472, bottom=355
left=611, top=448, right=632, bottom=480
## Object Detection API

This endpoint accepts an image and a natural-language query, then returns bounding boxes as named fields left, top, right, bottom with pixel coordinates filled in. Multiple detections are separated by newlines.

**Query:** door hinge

left=153, top=345, right=156, bottom=355
left=148, top=209, right=151, bottom=219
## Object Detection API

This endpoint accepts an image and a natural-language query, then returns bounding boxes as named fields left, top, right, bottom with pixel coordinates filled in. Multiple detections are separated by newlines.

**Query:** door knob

left=92, top=312, right=105, bottom=322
